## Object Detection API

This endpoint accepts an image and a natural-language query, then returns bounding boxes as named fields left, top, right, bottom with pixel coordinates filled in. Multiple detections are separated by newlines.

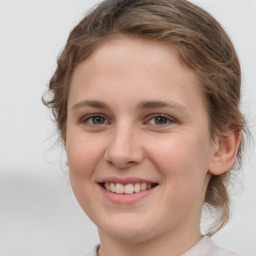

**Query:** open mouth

left=99, top=182, right=158, bottom=194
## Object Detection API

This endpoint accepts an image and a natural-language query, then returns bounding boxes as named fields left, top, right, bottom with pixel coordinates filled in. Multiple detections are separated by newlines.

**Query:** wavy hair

left=43, top=0, right=246, bottom=235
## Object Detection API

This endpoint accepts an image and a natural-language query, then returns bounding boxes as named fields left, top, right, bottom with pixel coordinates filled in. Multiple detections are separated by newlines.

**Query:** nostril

left=103, top=138, right=144, bottom=168
left=127, top=161, right=136, bottom=165
left=105, top=159, right=137, bottom=169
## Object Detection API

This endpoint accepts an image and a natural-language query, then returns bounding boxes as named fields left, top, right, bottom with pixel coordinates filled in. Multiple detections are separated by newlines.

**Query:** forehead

left=68, top=37, right=206, bottom=112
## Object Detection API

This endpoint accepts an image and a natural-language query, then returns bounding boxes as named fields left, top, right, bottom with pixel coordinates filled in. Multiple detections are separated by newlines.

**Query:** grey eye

left=82, top=115, right=108, bottom=125
left=154, top=116, right=168, bottom=125
left=147, top=114, right=175, bottom=126
left=91, top=116, right=106, bottom=124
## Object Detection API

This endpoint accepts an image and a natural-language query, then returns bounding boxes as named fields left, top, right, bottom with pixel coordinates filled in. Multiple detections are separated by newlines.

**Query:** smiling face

left=66, top=37, right=216, bottom=244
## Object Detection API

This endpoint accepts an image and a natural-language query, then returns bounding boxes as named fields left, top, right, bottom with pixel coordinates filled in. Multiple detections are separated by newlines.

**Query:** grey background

left=0, top=0, right=255, bottom=255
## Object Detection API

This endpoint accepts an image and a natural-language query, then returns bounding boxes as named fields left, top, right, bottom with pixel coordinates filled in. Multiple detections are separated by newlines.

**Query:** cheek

left=149, top=131, right=211, bottom=185
left=149, top=133, right=211, bottom=217
left=66, top=133, right=104, bottom=180
left=66, top=133, right=106, bottom=212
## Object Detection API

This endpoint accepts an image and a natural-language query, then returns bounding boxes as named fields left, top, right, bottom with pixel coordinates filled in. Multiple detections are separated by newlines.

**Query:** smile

left=103, top=182, right=158, bottom=194
left=98, top=178, right=159, bottom=204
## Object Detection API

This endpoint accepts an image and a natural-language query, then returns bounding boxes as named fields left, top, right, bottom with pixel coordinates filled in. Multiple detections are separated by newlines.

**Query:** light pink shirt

left=84, top=237, right=241, bottom=256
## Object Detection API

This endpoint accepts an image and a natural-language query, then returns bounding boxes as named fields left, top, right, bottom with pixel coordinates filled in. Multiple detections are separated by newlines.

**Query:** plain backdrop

left=0, top=0, right=255, bottom=255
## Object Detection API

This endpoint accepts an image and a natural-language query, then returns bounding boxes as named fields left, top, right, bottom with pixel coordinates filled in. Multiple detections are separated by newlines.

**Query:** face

left=66, top=37, right=215, bottom=243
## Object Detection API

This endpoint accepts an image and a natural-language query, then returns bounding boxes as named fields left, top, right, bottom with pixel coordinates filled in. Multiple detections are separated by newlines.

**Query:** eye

left=147, top=114, right=176, bottom=126
left=81, top=115, right=109, bottom=125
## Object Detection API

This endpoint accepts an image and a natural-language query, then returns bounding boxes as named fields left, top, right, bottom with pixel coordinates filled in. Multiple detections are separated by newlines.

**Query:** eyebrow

left=71, top=99, right=190, bottom=114
left=71, top=100, right=109, bottom=111
left=137, top=100, right=189, bottom=112
left=137, top=100, right=192, bottom=117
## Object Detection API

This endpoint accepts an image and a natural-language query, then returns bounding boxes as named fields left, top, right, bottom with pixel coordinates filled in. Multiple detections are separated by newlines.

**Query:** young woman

left=43, top=0, right=246, bottom=255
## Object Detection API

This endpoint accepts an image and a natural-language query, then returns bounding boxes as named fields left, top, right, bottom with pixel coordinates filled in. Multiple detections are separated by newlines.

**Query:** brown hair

left=43, top=0, right=246, bottom=235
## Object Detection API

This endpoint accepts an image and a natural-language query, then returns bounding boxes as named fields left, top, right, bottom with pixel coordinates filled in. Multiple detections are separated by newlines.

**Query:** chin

left=103, top=229, right=153, bottom=244
left=98, top=217, right=156, bottom=243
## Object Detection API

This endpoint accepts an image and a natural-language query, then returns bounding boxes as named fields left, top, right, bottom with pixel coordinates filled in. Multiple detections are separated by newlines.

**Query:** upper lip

left=97, top=177, right=158, bottom=185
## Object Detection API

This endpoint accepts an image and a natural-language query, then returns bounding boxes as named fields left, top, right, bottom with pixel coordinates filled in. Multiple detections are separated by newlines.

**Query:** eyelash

left=80, top=113, right=177, bottom=127
left=146, top=114, right=177, bottom=126
left=81, top=114, right=110, bottom=126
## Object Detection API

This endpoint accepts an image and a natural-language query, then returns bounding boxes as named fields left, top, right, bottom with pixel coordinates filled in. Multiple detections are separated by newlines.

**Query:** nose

left=104, top=124, right=144, bottom=169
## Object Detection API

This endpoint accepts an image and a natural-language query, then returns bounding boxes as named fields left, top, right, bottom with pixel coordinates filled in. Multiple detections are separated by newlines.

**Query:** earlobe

left=208, top=131, right=241, bottom=175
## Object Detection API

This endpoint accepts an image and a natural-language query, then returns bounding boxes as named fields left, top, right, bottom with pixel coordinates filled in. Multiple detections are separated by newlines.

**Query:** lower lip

left=99, top=185, right=156, bottom=204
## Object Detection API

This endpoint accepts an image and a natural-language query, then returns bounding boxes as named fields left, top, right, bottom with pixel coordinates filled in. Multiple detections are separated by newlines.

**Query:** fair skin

left=66, top=37, right=240, bottom=256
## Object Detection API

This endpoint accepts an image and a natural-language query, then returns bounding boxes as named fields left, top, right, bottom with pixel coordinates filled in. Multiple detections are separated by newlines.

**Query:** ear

left=208, top=130, right=241, bottom=175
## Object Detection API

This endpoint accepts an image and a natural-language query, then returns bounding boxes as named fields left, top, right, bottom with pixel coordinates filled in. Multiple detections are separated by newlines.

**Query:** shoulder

left=84, top=245, right=99, bottom=256
left=182, top=237, right=241, bottom=256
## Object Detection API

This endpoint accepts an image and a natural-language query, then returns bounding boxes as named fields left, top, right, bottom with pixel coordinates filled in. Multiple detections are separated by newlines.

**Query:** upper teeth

left=104, top=182, right=152, bottom=194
